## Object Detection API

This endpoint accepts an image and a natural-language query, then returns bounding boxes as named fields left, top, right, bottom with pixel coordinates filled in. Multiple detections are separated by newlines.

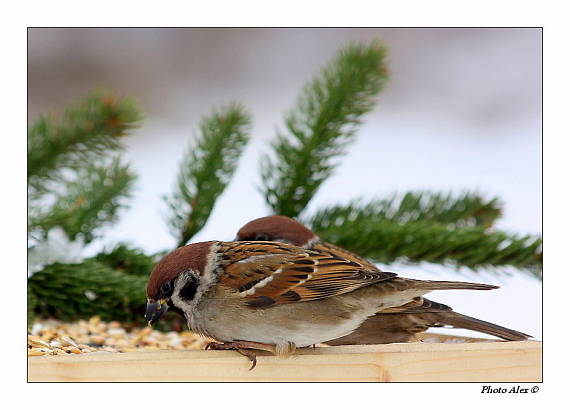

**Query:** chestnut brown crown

left=236, top=216, right=318, bottom=247
left=146, top=241, right=213, bottom=299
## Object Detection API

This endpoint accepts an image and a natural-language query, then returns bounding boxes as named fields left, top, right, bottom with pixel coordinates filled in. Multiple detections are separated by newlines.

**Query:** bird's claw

left=204, top=342, right=258, bottom=370
left=237, top=348, right=258, bottom=370
left=205, top=342, right=225, bottom=351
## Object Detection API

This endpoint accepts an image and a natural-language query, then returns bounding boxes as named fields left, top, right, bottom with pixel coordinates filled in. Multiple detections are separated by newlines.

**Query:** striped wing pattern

left=217, top=241, right=397, bottom=307
left=314, top=241, right=379, bottom=271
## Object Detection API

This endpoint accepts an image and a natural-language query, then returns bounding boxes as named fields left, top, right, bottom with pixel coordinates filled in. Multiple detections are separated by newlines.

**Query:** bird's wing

left=315, top=241, right=380, bottom=271
left=217, top=241, right=397, bottom=307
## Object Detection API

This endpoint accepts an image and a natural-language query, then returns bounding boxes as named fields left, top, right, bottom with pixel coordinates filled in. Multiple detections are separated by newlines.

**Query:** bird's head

left=145, top=241, right=215, bottom=326
left=235, top=215, right=318, bottom=247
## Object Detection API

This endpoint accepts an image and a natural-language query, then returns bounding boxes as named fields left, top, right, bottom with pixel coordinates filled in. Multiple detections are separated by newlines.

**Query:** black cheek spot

left=179, top=276, right=199, bottom=302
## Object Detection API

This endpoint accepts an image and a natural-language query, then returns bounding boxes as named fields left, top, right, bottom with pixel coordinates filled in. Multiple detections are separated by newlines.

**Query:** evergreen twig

left=91, top=243, right=158, bottom=276
left=164, top=103, right=251, bottom=247
left=28, top=91, right=141, bottom=196
left=309, top=205, right=542, bottom=277
left=308, top=191, right=503, bottom=229
left=28, top=261, right=148, bottom=323
left=29, top=159, right=135, bottom=243
left=261, top=41, right=389, bottom=217
left=391, top=192, right=503, bottom=227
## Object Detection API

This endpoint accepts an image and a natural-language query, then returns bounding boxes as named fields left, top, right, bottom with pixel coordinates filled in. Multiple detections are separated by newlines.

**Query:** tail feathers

left=441, top=312, right=532, bottom=341
left=324, top=310, right=531, bottom=346
left=381, top=297, right=453, bottom=314
left=411, top=298, right=452, bottom=312
left=412, top=279, right=499, bottom=291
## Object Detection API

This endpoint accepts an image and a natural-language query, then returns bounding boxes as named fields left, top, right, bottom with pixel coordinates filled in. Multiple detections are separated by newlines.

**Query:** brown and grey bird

left=235, top=215, right=531, bottom=345
left=146, top=237, right=529, bottom=368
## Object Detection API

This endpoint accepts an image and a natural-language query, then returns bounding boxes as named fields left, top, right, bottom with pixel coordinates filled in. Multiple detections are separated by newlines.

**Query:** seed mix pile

left=27, top=316, right=209, bottom=357
left=28, top=317, right=486, bottom=357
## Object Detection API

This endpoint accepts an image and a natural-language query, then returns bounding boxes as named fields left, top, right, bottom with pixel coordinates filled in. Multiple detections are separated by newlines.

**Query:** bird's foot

left=236, top=348, right=258, bottom=371
left=204, top=340, right=283, bottom=370
left=205, top=341, right=234, bottom=351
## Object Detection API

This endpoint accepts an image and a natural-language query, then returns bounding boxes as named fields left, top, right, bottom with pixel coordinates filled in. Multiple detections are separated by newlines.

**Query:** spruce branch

left=91, top=243, right=158, bottom=276
left=165, top=103, right=252, bottom=247
left=28, top=261, right=148, bottom=323
left=261, top=41, right=389, bottom=217
left=307, top=191, right=503, bottom=229
left=29, top=159, right=135, bottom=243
left=392, top=191, right=503, bottom=227
left=28, top=91, right=141, bottom=196
left=308, top=205, right=542, bottom=277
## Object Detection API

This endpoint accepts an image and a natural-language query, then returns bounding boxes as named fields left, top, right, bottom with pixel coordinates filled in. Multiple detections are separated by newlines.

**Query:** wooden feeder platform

left=28, top=333, right=541, bottom=382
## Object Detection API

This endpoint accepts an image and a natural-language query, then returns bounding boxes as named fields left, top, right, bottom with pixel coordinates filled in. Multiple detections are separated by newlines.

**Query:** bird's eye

left=255, top=233, right=271, bottom=241
left=160, top=282, right=172, bottom=294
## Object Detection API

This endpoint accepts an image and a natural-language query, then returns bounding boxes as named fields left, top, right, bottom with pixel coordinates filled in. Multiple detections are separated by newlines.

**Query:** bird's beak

left=145, top=298, right=169, bottom=326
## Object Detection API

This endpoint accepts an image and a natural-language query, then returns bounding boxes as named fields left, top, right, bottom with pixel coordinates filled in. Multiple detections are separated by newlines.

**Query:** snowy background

left=28, top=28, right=542, bottom=339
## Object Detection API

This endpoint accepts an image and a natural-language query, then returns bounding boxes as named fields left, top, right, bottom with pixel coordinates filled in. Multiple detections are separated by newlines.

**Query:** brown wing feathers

left=217, top=241, right=396, bottom=307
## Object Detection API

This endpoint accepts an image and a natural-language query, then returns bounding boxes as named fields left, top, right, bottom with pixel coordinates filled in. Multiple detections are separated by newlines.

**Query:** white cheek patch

left=202, top=242, right=220, bottom=284
left=170, top=242, right=225, bottom=314
left=171, top=272, right=196, bottom=318
left=170, top=244, right=221, bottom=314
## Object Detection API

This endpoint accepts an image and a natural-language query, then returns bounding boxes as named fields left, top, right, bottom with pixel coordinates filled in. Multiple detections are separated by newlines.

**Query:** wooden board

left=28, top=339, right=541, bottom=382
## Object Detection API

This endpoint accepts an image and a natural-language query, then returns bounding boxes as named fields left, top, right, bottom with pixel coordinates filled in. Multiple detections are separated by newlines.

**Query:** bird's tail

left=409, top=279, right=499, bottom=291
left=439, top=312, right=532, bottom=341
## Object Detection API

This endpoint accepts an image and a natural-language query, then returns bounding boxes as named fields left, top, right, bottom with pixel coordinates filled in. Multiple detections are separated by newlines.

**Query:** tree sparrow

left=146, top=238, right=525, bottom=369
left=235, top=215, right=531, bottom=345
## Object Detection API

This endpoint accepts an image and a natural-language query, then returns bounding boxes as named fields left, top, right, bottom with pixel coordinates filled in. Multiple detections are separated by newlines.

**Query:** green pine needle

left=28, top=91, right=141, bottom=195
left=165, top=102, right=252, bottom=246
left=392, top=191, right=503, bottom=227
left=28, top=260, right=148, bottom=323
left=91, top=243, right=158, bottom=277
left=261, top=41, right=389, bottom=217
left=308, top=199, right=542, bottom=277
left=29, top=159, right=135, bottom=243
left=308, top=191, right=504, bottom=229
